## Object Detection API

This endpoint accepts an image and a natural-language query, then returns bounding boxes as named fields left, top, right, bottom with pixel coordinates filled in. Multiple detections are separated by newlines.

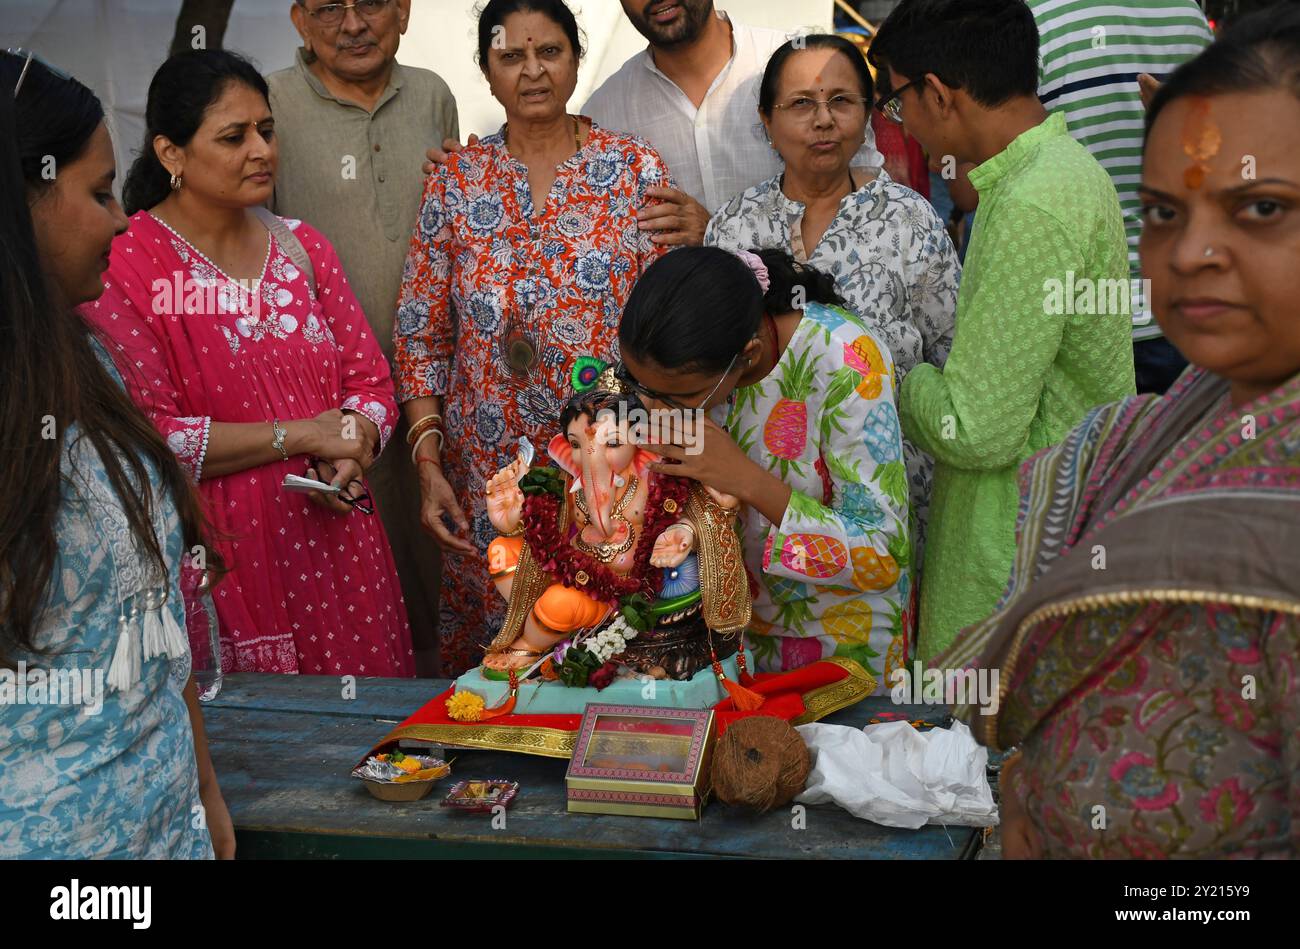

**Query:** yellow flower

left=446, top=691, right=485, bottom=722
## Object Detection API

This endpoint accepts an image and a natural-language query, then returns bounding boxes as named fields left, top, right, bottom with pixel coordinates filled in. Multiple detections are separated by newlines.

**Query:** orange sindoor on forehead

left=1181, top=97, right=1223, bottom=190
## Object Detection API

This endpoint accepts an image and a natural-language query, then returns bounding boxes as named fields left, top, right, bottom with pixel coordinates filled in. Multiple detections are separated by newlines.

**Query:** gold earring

left=169, top=172, right=183, bottom=191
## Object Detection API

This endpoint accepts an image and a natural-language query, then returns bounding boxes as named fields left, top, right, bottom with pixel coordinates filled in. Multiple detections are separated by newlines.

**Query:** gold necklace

left=573, top=475, right=639, bottom=564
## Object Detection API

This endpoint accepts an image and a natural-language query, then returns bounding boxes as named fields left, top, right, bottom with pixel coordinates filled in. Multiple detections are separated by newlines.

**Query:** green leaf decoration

left=734, top=425, right=757, bottom=457
left=776, top=597, right=814, bottom=636
left=618, top=592, right=654, bottom=632
left=777, top=345, right=817, bottom=402
left=520, top=466, right=565, bottom=498
left=733, top=383, right=761, bottom=417
left=784, top=490, right=833, bottom=525
left=748, top=633, right=780, bottom=666
left=820, top=404, right=849, bottom=444
left=785, top=490, right=821, bottom=520
left=833, top=643, right=881, bottom=674
left=878, top=460, right=908, bottom=509
left=775, top=457, right=808, bottom=482
left=824, top=366, right=861, bottom=411
left=818, top=367, right=859, bottom=444
left=888, top=600, right=905, bottom=638
left=885, top=530, right=912, bottom=569
left=559, top=647, right=599, bottom=688
left=825, top=450, right=861, bottom=484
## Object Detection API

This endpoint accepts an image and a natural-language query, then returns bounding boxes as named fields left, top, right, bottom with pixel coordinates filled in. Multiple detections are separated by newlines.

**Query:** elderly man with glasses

left=268, top=0, right=459, bottom=676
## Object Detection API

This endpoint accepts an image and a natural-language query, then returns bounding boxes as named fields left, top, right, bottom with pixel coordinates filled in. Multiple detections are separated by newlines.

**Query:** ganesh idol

left=479, top=363, right=753, bottom=682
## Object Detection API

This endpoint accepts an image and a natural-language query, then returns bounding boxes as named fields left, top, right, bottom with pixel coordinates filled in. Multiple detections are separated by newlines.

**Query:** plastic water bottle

left=189, top=588, right=223, bottom=703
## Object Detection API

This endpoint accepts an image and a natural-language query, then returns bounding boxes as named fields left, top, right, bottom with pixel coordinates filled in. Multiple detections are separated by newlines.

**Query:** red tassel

left=479, top=693, right=517, bottom=720
left=721, top=677, right=765, bottom=711
left=480, top=670, right=519, bottom=720
left=736, top=642, right=756, bottom=687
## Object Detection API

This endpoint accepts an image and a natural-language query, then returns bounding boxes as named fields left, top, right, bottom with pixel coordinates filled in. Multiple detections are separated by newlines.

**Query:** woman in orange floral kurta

left=394, top=118, right=671, bottom=674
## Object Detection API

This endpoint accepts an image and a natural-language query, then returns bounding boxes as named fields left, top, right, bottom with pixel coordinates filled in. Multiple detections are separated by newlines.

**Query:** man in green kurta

left=869, top=0, right=1135, bottom=660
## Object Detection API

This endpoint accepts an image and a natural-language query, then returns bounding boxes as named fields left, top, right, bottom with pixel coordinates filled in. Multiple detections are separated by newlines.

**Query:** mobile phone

left=283, top=473, right=342, bottom=495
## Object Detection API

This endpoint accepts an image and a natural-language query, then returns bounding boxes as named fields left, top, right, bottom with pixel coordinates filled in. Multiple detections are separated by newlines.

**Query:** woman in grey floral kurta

left=704, top=36, right=960, bottom=553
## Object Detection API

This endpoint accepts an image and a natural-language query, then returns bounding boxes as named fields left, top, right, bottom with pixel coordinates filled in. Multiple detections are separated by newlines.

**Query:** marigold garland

left=522, top=472, right=690, bottom=606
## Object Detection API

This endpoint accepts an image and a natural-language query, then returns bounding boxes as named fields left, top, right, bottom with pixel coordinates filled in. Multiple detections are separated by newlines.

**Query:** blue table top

left=203, top=673, right=985, bottom=860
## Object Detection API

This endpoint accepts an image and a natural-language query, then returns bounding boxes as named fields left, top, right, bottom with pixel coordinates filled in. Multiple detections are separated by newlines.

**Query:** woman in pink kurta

left=83, top=211, right=414, bottom=676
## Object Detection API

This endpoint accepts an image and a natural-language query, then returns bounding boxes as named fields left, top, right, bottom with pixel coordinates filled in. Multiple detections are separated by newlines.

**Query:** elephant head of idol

left=548, top=388, right=656, bottom=539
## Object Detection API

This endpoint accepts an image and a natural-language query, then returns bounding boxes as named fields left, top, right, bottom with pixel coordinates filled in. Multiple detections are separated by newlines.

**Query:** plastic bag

left=794, top=720, right=998, bottom=828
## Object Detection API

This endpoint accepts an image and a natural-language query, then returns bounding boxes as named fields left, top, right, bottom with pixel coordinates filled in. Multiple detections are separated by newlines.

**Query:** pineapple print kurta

left=728, top=302, right=911, bottom=691
left=705, top=171, right=961, bottom=557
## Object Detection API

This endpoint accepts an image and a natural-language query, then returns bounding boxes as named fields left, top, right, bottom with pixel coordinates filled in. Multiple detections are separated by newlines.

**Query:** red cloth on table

left=387, top=660, right=853, bottom=740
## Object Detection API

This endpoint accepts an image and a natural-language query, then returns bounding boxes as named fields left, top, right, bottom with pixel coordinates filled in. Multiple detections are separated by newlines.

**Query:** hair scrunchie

left=734, top=249, right=771, bottom=293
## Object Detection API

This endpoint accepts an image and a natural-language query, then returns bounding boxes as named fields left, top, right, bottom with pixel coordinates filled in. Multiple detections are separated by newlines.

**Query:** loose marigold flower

left=446, top=691, right=486, bottom=722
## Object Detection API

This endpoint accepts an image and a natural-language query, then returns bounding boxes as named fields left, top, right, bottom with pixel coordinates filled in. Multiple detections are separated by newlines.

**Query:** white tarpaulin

left=2, top=0, right=835, bottom=185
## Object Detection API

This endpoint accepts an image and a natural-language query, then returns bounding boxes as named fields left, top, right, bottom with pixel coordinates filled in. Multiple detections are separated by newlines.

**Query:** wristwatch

left=271, top=419, right=289, bottom=461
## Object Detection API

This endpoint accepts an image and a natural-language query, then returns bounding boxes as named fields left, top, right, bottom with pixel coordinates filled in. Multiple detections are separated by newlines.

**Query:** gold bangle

left=405, top=413, right=443, bottom=446
left=410, top=427, right=443, bottom=466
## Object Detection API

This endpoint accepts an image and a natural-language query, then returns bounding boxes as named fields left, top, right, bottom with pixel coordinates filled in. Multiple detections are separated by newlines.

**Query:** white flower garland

left=582, top=614, right=639, bottom=664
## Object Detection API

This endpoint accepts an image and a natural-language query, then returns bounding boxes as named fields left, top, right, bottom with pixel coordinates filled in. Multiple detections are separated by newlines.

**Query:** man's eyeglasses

left=339, top=485, right=374, bottom=515
left=615, top=355, right=739, bottom=413
left=771, top=94, right=869, bottom=120
left=875, top=77, right=926, bottom=123
left=6, top=48, right=72, bottom=98
left=306, top=462, right=374, bottom=514
left=304, top=0, right=392, bottom=29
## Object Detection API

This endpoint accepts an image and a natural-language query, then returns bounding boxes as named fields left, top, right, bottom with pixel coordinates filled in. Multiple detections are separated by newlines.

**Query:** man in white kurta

left=583, top=2, right=883, bottom=245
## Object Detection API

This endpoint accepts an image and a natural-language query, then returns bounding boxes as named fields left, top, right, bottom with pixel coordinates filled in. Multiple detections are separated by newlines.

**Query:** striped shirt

left=1030, top=0, right=1213, bottom=340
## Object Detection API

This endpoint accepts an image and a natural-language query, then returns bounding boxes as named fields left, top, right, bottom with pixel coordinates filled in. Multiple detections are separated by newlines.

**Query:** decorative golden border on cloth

left=791, top=656, right=877, bottom=726
left=372, top=657, right=874, bottom=761
left=382, top=723, right=578, bottom=759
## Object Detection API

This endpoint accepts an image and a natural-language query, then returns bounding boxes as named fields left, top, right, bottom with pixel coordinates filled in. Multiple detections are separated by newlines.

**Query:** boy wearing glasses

left=868, top=0, right=1135, bottom=662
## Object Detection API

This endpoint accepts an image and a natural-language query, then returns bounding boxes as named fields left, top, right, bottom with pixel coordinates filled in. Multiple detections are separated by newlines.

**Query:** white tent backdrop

left=3, top=0, right=835, bottom=188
